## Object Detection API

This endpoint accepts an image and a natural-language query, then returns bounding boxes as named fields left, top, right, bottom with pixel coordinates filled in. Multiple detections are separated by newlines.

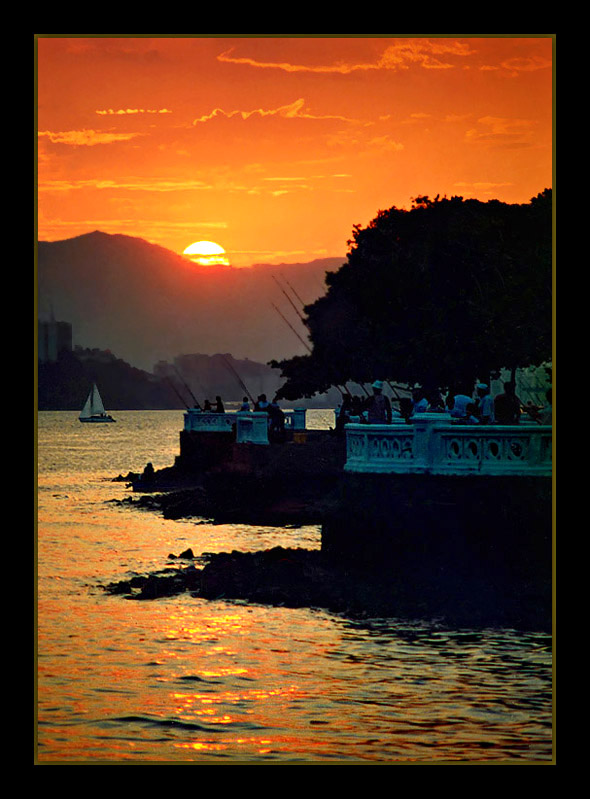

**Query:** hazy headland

left=37, top=231, right=343, bottom=373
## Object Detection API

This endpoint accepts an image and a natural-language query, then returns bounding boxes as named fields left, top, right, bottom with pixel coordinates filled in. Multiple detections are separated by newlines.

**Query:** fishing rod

left=283, top=277, right=306, bottom=308
left=165, top=376, right=190, bottom=409
left=272, top=302, right=313, bottom=354
left=221, top=355, right=256, bottom=405
left=172, top=365, right=202, bottom=409
left=271, top=302, right=351, bottom=399
left=272, top=275, right=307, bottom=325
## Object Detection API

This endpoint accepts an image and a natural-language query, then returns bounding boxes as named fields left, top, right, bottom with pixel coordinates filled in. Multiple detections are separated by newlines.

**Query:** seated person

left=411, top=385, right=429, bottom=414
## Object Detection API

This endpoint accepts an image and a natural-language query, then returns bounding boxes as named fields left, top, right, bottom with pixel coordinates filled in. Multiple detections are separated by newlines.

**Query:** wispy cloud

left=245, top=172, right=356, bottom=196
left=96, top=108, right=172, bottom=115
left=38, top=177, right=211, bottom=192
left=38, top=129, right=143, bottom=146
left=217, top=39, right=475, bottom=74
left=365, top=135, right=404, bottom=152
left=480, top=54, right=552, bottom=76
left=465, top=116, right=538, bottom=148
left=192, top=97, right=367, bottom=125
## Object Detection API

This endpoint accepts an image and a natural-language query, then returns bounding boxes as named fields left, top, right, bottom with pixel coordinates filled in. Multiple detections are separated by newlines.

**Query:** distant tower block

left=38, top=315, right=72, bottom=363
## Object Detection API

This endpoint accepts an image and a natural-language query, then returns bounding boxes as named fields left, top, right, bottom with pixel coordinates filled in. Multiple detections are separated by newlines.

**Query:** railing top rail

left=344, top=418, right=552, bottom=476
left=345, top=421, right=552, bottom=431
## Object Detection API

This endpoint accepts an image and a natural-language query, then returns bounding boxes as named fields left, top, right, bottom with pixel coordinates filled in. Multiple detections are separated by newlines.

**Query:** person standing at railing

left=269, top=397, right=286, bottom=442
left=475, top=383, right=495, bottom=424
left=366, top=380, right=392, bottom=424
left=214, top=395, right=225, bottom=413
left=255, top=394, right=270, bottom=412
left=240, top=397, right=250, bottom=411
left=494, top=382, right=522, bottom=424
left=336, top=394, right=352, bottom=435
left=351, top=395, right=364, bottom=420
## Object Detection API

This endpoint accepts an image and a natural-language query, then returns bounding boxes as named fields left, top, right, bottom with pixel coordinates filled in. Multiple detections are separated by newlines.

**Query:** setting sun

left=183, top=240, right=230, bottom=266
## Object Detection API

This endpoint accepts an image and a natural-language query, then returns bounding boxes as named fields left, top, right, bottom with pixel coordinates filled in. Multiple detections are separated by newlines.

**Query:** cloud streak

left=217, top=39, right=476, bottom=74
left=38, top=129, right=143, bottom=146
left=479, top=55, right=552, bottom=75
left=38, top=177, right=211, bottom=192
left=465, top=116, right=538, bottom=148
left=96, top=108, right=172, bottom=115
left=192, top=97, right=367, bottom=125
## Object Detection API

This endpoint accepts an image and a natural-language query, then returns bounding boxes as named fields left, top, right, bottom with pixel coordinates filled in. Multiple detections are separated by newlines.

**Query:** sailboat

left=79, top=383, right=116, bottom=423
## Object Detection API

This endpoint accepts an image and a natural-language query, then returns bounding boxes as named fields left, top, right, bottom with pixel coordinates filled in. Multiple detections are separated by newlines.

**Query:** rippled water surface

left=36, top=410, right=553, bottom=763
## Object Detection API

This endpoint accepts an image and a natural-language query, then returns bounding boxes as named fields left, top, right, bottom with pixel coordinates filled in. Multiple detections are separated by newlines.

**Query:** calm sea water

left=36, top=410, right=553, bottom=763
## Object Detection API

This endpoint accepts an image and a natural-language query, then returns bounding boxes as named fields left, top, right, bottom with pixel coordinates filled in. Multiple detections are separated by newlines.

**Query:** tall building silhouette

left=38, top=311, right=72, bottom=363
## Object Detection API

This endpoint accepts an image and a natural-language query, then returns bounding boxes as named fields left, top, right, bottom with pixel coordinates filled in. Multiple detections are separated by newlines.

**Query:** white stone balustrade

left=183, top=407, right=307, bottom=445
left=345, top=415, right=552, bottom=476
left=286, top=408, right=307, bottom=430
left=183, top=409, right=236, bottom=433
left=235, top=412, right=270, bottom=444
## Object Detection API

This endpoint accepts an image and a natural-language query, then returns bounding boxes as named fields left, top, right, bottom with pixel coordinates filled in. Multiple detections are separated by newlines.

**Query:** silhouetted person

left=240, top=397, right=250, bottom=411
left=456, top=402, right=480, bottom=424
left=141, top=461, right=155, bottom=486
left=425, top=389, right=445, bottom=412
left=268, top=397, right=286, bottom=442
left=351, top=395, right=363, bottom=420
left=336, top=395, right=352, bottom=435
left=203, top=399, right=212, bottom=411
left=255, top=394, right=269, bottom=412
left=475, top=383, right=494, bottom=424
left=411, top=384, right=428, bottom=413
left=366, top=380, right=392, bottom=424
left=214, top=395, right=225, bottom=413
left=494, top=381, right=521, bottom=424
left=451, top=387, right=474, bottom=419
left=398, top=398, right=414, bottom=423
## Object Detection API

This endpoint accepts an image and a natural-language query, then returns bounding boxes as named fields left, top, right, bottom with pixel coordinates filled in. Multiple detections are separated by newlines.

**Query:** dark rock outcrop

left=102, top=546, right=551, bottom=631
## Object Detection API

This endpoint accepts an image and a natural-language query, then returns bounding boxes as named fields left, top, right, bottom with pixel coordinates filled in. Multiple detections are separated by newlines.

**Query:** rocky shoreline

left=112, top=464, right=340, bottom=527
left=107, top=463, right=552, bottom=632
left=101, top=543, right=551, bottom=632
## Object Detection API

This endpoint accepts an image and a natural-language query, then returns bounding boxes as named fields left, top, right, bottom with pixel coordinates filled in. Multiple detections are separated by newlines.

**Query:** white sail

left=90, top=384, right=106, bottom=415
left=80, top=383, right=114, bottom=421
left=80, top=388, right=94, bottom=419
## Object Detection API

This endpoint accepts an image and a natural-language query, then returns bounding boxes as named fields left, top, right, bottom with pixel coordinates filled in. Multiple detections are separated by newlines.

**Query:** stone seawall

left=322, top=472, right=552, bottom=612
left=118, top=438, right=552, bottom=629
left=178, top=429, right=347, bottom=477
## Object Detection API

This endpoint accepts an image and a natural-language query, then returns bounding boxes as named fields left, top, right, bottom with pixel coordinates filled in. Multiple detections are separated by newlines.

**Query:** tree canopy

left=272, top=190, right=552, bottom=400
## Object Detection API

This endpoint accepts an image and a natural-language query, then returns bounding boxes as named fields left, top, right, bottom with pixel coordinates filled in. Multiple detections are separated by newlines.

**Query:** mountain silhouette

left=37, top=231, right=343, bottom=372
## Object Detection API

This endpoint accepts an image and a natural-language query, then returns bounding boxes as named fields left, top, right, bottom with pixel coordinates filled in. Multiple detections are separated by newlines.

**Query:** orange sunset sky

left=36, top=35, right=554, bottom=268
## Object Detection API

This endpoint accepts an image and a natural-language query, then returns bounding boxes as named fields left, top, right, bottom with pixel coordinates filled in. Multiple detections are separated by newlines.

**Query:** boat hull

left=79, top=416, right=116, bottom=423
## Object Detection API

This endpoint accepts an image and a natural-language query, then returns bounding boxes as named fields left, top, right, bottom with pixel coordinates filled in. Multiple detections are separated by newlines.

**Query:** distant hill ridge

left=37, top=231, right=344, bottom=372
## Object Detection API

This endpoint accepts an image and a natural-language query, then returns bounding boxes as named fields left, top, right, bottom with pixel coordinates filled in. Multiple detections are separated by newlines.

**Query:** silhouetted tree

left=271, top=190, right=552, bottom=399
